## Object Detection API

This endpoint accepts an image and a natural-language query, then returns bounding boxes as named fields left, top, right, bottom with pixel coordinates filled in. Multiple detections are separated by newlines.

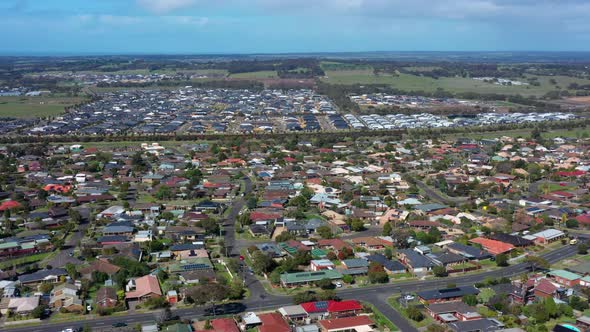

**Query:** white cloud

left=136, top=0, right=196, bottom=14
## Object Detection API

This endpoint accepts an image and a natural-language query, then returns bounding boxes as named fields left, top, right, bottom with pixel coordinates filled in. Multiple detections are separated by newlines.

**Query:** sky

left=1, top=0, right=589, bottom=54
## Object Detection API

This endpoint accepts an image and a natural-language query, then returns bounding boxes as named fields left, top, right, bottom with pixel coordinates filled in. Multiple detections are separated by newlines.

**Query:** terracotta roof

left=210, top=318, right=239, bottom=332
left=535, top=278, right=558, bottom=295
left=318, top=316, right=374, bottom=331
left=125, top=275, right=162, bottom=299
left=79, top=259, right=121, bottom=275
left=317, top=239, right=352, bottom=251
left=258, top=312, right=289, bottom=332
left=327, top=300, right=362, bottom=312
left=469, top=237, right=514, bottom=255
left=0, top=200, right=22, bottom=211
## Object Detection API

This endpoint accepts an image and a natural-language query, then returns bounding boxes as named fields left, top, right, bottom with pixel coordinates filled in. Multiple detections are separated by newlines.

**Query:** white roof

left=242, top=312, right=262, bottom=325
left=532, top=229, right=565, bottom=239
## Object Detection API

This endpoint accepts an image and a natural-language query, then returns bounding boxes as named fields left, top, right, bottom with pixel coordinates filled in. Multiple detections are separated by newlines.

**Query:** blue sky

left=1, top=0, right=589, bottom=54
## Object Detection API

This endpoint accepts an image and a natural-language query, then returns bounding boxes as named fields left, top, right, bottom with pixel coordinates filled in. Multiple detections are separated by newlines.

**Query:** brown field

left=565, top=96, right=590, bottom=105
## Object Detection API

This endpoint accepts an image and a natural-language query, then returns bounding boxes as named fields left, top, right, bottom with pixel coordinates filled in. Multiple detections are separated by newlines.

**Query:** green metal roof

left=311, top=248, right=327, bottom=258
left=549, top=269, right=582, bottom=281
left=0, top=242, right=19, bottom=250
left=280, top=270, right=342, bottom=284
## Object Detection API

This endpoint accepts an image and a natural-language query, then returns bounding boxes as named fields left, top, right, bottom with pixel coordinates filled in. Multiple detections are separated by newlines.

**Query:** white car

left=335, top=282, right=342, bottom=288
left=404, top=295, right=415, bottom=301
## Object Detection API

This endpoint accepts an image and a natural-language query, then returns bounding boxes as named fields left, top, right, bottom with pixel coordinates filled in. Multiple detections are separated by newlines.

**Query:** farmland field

left=320, top=67, right=590, bottom=97
left=230, top=70, right=278, bottom=79
left=0, top=96, right=86, bottom=118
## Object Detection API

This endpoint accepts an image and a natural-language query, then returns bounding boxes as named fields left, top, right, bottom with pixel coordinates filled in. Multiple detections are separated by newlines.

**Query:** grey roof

left=427, top=251, right=466, bottom=265
left=366, top=254, right=406, bottom=272
left=447, top=318, right=501, bottom=332
left=415, top=203, right=447, bottom=212
left=18, top=268, right=67, bottom=283
left=447, top=242, right=492, bottom=260
left=342, top=259, right=369, bottom=269
left=417, top=286, right=479, bottom=301
left=398, top=249, right=436, bottom=268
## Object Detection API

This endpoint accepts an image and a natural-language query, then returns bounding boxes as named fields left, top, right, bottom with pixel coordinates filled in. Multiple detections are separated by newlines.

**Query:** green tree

left=406, top=306, right=424, bottom=322
left=566, top=219, right=579, bottom=228
left=433, top=266, right=448, bottom=277
left=350, top=218, right=365, bottom=232
left=525, top=255, right=550, bottom=272
left=293, top=291, right=318, bottom=304
left=569, top=295, right=589, bottom=311
left=65, top=262, right=78, bottom=280
left=382, top=222, right=392, bottom=236
left=368, top=262, right=389, bottom=284
left=463, top=294, right=478, bottom=306
left=578, top=244, right=588, bottom=255
left=317, top=226, right=334, bottom=239
left=342, top=275, right=354, bottom=284
left=251, top=251, right=275, bottom=275
left=316, top=278, right=335, bottom=290
left=31, top=305, right=48, bottom=318
left=496, top=254, right=509, bottom=267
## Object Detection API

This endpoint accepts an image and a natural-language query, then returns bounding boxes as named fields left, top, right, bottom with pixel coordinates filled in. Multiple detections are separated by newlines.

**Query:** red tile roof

left=576, top=214, right=590, bottom=225
left=469, top=237, right=514, bottom=255
left=535, top=278, right=558, bottom=295
left=210, top=318, right=239, bottom=332
left=556, top=170, right=586, bottom=177
left=0, top=200, right=21, bottom=211
left=317, top=239, right=352, bottom=251
left=300, top=300, right=362, bottom=314
left=258, top=313, right=289, bottom=332
left=328, top=300, right=362, bottom=312
left=319, top=316, right=374, bottom=331
left=125, top=275, right=162, bottom=299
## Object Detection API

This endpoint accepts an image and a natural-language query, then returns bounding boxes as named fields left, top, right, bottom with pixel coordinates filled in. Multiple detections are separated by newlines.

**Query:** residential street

left=7, top=242, right=580, bottom=332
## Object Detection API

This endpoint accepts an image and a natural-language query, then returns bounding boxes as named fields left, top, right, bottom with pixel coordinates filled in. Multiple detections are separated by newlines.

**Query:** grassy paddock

left=229, top=71, right=278, bottom=79
left=321, top=68, right=590, bottom=97
left=0, top=96, right=86, bottom=118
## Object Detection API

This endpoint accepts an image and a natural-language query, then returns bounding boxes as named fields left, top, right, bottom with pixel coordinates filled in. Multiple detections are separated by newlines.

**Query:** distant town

left=0, top=54, right=590, bottom=332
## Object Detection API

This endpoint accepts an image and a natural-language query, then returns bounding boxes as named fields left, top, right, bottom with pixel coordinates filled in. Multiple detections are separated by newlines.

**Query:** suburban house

left=125, top=275, right=162, bottom=303
left=49, top=283, right=84, bottom=312
left=317, top=315, right=375, bottom=332
left=96, top=287, right=118, bottom=308
left=417, top=286, right=479, bottom=304
left=468, top=238, right=514, bottom=256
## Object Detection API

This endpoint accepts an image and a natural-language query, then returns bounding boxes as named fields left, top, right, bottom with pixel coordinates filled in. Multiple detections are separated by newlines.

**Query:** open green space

left=321, top=68, right=590, bottom=97
left=439, top=126, right=590, bottom=141
left=362, top=302, right=399, bottom=331
left=387, top=296, right=434, bottom=329
left=230, top=70, right=278, bottom=79
left=0, top=252, right=51, bottom=269
left=0, top=96, right=86, bottom=118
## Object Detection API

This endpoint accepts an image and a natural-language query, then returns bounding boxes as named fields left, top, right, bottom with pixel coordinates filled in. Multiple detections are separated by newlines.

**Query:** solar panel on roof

left=182, top=263, right=210, bottom=271
left=315, top=301, right=328, bottom=309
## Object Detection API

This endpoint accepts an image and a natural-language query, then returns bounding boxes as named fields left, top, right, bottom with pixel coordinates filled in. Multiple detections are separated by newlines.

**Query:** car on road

left=112, top=322, right=127, bottom=328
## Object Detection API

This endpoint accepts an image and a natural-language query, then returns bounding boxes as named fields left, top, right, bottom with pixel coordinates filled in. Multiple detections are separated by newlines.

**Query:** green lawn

left=440, top=127, right=590, bottom=141
left=0, top=252, right=51, bottom=269
left=387, top=296, right=434, bottom=329
left=362, top=302, right=399, bottom=331
left=321, top=69, right=590, bottom=97
left=230, top=71, right=278, bottom=79
left=0, top=96, right=86, bottom=118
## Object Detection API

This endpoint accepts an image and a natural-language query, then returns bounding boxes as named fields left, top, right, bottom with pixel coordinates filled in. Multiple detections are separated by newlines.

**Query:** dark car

left=112, top=322, right=127, bottom=328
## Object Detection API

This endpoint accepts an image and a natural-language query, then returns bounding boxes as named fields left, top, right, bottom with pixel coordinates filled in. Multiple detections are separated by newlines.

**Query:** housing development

left=1, top=53, right=590, bottom=332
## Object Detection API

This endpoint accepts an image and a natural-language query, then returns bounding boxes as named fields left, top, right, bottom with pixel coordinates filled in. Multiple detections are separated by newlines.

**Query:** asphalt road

left=9, top=243, right=580, bottom=332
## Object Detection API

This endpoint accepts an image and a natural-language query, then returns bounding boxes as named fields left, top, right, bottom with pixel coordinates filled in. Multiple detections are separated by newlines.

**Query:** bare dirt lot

left=565, top=96, right=590, bottom=105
